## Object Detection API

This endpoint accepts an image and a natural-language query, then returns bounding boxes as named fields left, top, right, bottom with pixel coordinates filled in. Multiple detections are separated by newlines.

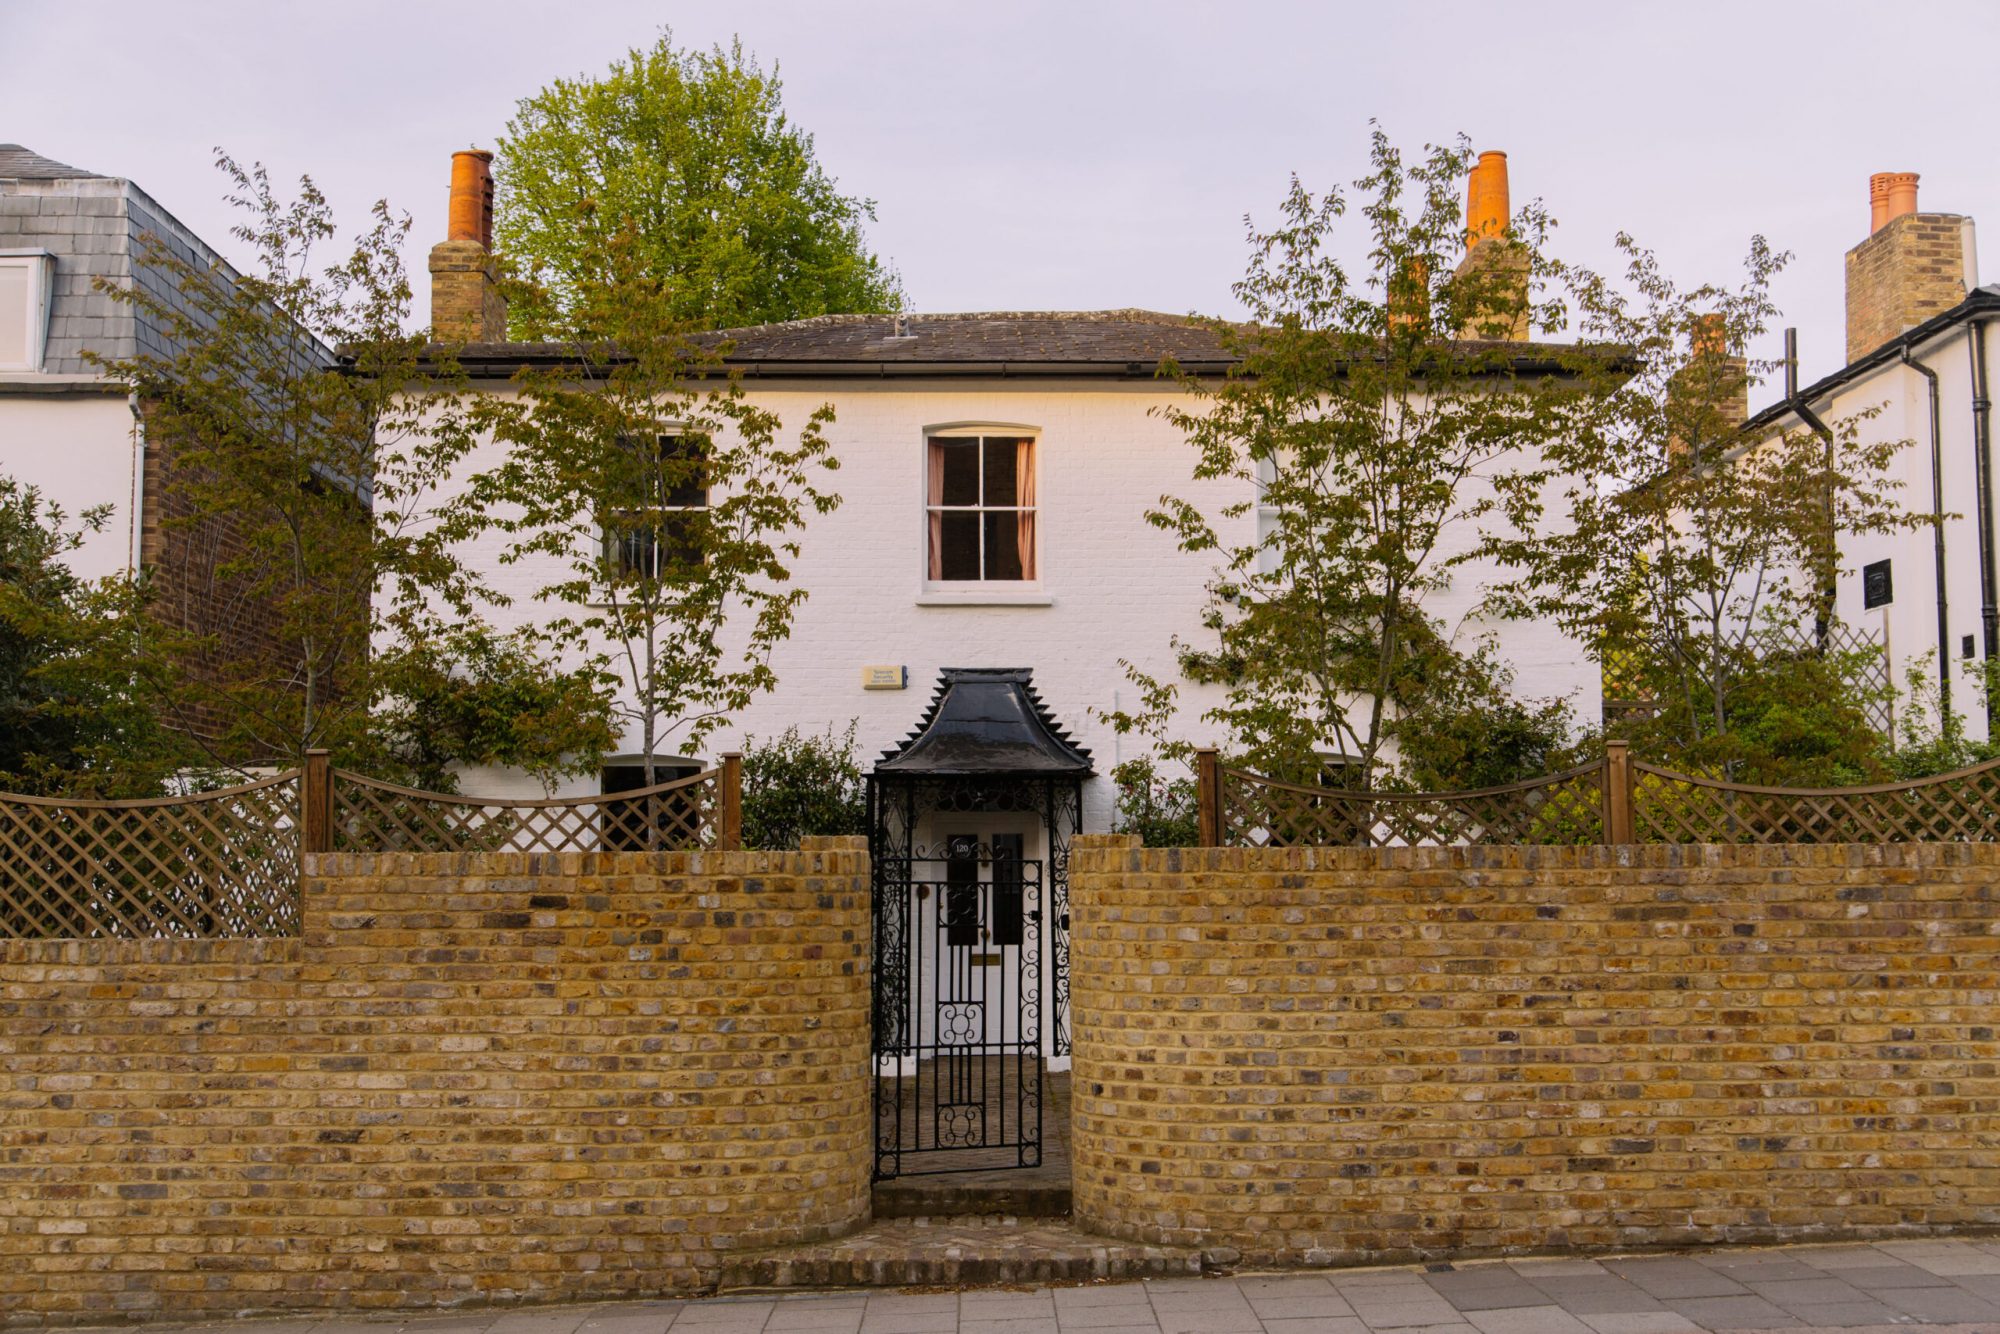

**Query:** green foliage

left=0, top=482, right=190, bottom=796
left=92, top=153, right=611, bottom=781
left=1127, top=129, right=1585, bottom=787
left=464, top=223, right=841, bottom=783
left=1888, top=654, right=2000, bottom=779
left=370, top=627, right=616, bottom=792
left=1489, top=232, right=1924, bottom=783
left=1109, top=755, right=1200, bottom=847
left=1632, top=639, right=1891, bottom=785
left=1390, top=647, right=1582, bottom=791
left=495, top=30, right=903, bottom=335
left=740, top=722, right=867, bottom=851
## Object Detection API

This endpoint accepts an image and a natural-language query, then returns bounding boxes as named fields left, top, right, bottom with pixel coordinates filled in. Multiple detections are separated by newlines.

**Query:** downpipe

left=1902, top=346, right=1950, bottom=721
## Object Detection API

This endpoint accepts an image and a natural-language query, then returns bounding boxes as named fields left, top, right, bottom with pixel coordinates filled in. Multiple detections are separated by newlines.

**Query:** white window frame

left=919, top=421, right=1045, bottom=602
left=602, top=431, right=708, bottom=580
left=0, top=250, right=55, bottom=373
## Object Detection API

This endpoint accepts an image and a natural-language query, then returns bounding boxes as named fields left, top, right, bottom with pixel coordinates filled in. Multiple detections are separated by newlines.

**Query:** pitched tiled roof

left=449, top=309, right=1586, bottom=381
left=712, top=310, right=1232, bottom=363
left=0, top=144, right=103, bottom=180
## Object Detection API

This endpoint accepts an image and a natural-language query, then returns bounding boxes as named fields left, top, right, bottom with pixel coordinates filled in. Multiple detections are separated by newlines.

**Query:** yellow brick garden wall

left=0, top=841, right=872, bottom=1322
left=1068, top=836, right=2000, bottom=1265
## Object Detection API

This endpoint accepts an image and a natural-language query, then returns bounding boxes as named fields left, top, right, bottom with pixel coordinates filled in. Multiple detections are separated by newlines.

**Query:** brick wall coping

left=1072, top=833, right=2000, bottom=872
left=303, top=835, right=868, bottom=880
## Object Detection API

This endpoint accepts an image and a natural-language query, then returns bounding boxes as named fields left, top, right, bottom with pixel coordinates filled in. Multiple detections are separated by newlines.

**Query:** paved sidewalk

left=53, top=1239, right=2000, bottom=1334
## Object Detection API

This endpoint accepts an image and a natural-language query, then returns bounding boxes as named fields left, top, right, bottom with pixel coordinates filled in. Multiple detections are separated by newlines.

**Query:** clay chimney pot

left=1466, top=150, right=1510, bottom=248
left=1883, top=172, right=1920, bottom=227
left=449, top=149, right=495, bottom=249
left=1871, top=171, right=1920, bottom=233
left=1869, top=174, right=1893, bottom=233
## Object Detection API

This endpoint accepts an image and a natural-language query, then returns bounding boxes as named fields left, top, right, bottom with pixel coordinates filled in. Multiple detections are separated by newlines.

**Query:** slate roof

left=0, top=145, right=102, bottom=180
left=450, top=310, right=1587, bottom=380
left=875, top=669, right=1094, bottom=778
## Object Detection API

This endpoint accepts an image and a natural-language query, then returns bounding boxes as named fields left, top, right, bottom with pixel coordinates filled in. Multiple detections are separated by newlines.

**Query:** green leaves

left=1137, top=130, right=1582, bottom=786
left=494, top=31, right=903, bottom=335
left=1493, top=233, right=1926, bottom=782
left=739, top=723, right=867, bottom=850
left=0, top=481, right=191, bottom=796
left=88, top=152, right=610, bottom=783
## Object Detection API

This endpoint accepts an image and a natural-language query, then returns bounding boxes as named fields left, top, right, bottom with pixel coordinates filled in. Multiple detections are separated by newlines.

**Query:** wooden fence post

left=718, top=752, right=743, bottom=851
left=1196, top=747, right=1222, bottom=847
left=302, top=749, right=332, bottom=860
left=1602, top=740, right=1634, bottom=845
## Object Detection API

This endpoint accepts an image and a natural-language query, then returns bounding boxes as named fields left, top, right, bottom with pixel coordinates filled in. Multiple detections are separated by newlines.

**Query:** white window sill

left=916, top=590, right=1054, bottom=607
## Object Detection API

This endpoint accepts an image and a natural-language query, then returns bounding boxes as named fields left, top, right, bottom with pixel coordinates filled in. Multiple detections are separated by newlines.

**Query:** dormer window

left=0, top=251, right=54, bottom=373
left=926, top=434, right=1037, bottom=583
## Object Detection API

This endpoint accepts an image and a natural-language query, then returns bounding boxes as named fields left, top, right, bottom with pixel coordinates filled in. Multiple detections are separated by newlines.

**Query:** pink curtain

left=1016, top=440, right=1036, bottom=580
left=926, top=439, right=945, bottom=580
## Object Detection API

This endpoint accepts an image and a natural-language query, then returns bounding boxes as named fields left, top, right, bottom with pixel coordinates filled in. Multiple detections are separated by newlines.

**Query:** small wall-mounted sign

left=862, top=665, right=908, bottom=690
left=1863, top=558, right=1893, bottom=610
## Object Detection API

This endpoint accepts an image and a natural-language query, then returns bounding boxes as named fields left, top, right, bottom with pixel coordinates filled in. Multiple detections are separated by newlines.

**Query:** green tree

left=1118, top=130, right=1583, bottom=787
left=495, top=31, right=903, bottom=335
left=0, top=481, right=189, bottom=796
left=465, top=225, right=840, bottom=784
left=97, top=153, right=612, bottom=781
left=1490, top=236, right=1922, bottom=783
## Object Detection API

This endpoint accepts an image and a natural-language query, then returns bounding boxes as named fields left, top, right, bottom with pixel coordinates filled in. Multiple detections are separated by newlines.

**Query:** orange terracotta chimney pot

left=1466, top=150, right=1510, bottom=247
left=1691, top=312, right=1729, bottom=358
left=1869, top=174, right=1893, bottom=233
left=449, top=149, right=495, bottom=249
left=1870, top=171, right=1919, bottom=233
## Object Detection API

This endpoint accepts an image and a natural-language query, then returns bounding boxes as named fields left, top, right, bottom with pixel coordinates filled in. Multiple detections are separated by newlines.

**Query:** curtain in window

left=1016, top=440, right=1037, bottom=580
left=927, top=440, right=945, bottom=580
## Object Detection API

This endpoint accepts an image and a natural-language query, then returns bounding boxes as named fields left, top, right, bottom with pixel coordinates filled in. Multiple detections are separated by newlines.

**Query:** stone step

left=717, top=1216, right=1206, bottom=1292
left=871, top=1175, right=1072, bottom=1219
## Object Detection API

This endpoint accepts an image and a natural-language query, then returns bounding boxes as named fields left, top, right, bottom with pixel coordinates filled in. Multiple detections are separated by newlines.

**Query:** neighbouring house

left=1742, top=171, right=1996, bottom=738
left=0, top=142, right=342, bottom=749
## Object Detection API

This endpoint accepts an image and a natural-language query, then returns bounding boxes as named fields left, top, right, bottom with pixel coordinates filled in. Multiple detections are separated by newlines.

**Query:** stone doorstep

left=870, top=1176, right=1073, bottom=1220
left=715, top=1216, right=1205, bottom=1293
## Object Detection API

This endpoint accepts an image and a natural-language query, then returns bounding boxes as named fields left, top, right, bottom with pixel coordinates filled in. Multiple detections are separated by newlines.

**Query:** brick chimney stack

left=1668, top=313, right=1748, bottom=458
left=1454, top=150, right=1532, bottom=342
left=1844, top=171, right=1975, bottom=362
left=429, top=149, right=507, bottom=343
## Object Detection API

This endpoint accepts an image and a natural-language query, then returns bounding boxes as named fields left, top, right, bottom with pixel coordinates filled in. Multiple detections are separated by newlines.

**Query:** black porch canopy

left=875, top=668, right=1093, bottom=778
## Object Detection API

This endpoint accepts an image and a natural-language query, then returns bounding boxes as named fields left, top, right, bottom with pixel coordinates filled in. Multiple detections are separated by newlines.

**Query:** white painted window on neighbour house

left=925, top=434, right=1037, bottom=583
left=0, top=251, right=54, bottom=372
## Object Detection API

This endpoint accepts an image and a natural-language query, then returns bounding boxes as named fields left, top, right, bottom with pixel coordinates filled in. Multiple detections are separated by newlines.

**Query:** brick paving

left=50, top=1238, right=2000, bottom=1333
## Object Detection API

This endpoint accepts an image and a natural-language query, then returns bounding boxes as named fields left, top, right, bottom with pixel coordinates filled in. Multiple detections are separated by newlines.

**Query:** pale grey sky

left=5, top=0, right=1995, bottom=397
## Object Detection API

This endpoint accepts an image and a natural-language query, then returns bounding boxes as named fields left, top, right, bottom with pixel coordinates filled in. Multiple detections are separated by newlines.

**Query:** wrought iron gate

left=873, top=836, right=1044, bottom=1178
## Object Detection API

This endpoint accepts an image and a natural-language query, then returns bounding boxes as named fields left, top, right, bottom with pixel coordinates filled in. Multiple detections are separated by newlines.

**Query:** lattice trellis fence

left=1198, top=744, right=2000, bottom=849
left=1214, top=760, right=1606, bottom=848
left=0, top=773, right=302, bottom=939
left=2, top=752, right=743, bottom=939
left=328, top=763, right=735, bottom=854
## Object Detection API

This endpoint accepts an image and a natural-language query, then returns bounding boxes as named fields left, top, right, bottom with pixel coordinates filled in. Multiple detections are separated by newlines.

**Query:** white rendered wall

left=1823, top=327, right=1997, bottom=739
left=0, top=392, right=139, bottom=580
left=426, top=377, right=1602, bottom=818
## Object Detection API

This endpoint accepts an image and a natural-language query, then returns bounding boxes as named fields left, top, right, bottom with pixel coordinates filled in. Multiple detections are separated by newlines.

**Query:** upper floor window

left=0, top=252, right=54, bottom=372
left=604, top=434, right=707, bottom=579
left=927, top=435, right=1036, bottom=582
